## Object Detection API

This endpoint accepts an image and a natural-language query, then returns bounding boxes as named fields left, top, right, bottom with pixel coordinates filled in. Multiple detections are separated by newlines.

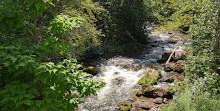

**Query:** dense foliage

left=0, top=0, right=106, bottom=110
left=91, top=0, right=156, bottom=54
left=155, top=0, right=220, bottom=111
left=0, top=0, right=154, bottom=110
left=1, top=0, right=219, bottom=110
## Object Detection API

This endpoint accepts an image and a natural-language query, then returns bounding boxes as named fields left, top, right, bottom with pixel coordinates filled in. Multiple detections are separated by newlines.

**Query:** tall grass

left=162, top=89, right=220, bottom=111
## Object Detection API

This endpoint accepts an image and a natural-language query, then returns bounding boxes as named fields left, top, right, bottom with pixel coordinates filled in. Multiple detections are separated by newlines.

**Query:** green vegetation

left=120, top=102, right=132, bottom=111
left=1, top=0, right=220, bottom=110
left=138, top=70, right=158, bottom=85
left=92, top=0, right=156, bottom=54
left=0, top=0, right=153, bottom=110
left=152, top=0, right=220, bottom=111
left=0, top=0, right=106, bottom=110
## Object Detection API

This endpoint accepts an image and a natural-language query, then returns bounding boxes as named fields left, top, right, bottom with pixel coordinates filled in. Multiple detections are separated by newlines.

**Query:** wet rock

left=133, top=64, right=142, bottom=71
left=157, top=59, right=166, bottom=63
left=120, top=102, right=132, bottom=111
left=114, top=72, right=120, bottom=75
left=159, top=71, right=184, bottom=82
left=153, top=88, right=173, bottom=99
left=174, top=51, right=185, bottom=61
left=151, top=43, right=159, bottom=47
left=117, top=62, right=141, bottom=71
left=133, top=101, right=151, bottom=110
left=135, top=84, right=154, bottom=97
left=136, top=86, right=173, bottom=99
left=142, top=84, right=154, bottom=92
left=135, top=89, right=147, bottom=97
left=147, top=69, right=160, bottom=79
left=129, top=96, right=138, bottom=102
left=163, top=98, right=172, bottom=104
left=148, top=65, right=159, bottom=70
left=168, top=39, right=178, bottom=44
left=164, top=62, right=184, bottom=73
left=164, top=62, right=176, bottom=72
left=153, top=90, right=164, bottom=97
left=153, top=82, right=174, bottom=90
left=140, top=106, right=150, bottom=110
left=162, top=52, right=174, bottom=62
left=138, top=96, right=155, bottom=107
left=132, top=107, right=144, bottom=111
left=107, top=57, right=142, bottom=71
left=154, top=98, right=163, bottom=104
left=175, top=63, right=183, bottom=73
left=112, top=77, right=125, bottom=85
left=159, top=51, right=185, bottom=63
left=168, top=32, right=172, bottom=34
left=83, top=66, right=98, bottom=75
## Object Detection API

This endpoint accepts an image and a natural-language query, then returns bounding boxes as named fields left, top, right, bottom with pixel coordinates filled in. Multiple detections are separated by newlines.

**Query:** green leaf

left=48, top=1, right=55, bottom=7
left=15, top=62, right=26, bottom=70
left=3, top=61, right=11, bottom=67
left=52, top=69, right=58, bottom=73
left=23, top=100, right=31, bottom=106
left=11, top=56, right=17, bottom=63
left=35, top=3, right=41, bottom=10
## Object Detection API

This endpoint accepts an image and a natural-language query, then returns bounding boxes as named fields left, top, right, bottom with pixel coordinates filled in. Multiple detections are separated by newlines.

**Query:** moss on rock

left=120, top=102, right=132, bottom=111
left=138, top=69, right=159, bottom=85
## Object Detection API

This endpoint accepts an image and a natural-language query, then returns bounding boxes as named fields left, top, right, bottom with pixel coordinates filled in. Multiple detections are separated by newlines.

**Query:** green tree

left=0, top=0, right=106, bottom=110
left=159, top=0, right=220, bottom=110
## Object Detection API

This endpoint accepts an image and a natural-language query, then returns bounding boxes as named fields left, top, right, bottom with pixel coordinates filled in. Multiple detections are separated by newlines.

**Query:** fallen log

left=165, top=46, right=179, bottom=64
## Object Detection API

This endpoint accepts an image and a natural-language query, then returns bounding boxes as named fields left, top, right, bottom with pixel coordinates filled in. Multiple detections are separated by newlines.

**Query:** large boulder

left=164, top=62, right=183, bottom=73
left=159, top=71, right=183, bottom=83
left=154, top=98, right=163, bottom=104
left=135, top=84, right=154, bottom=97
left=162, top=52, right=174, bottom=62
left=157, top=51, right=186, bottom=63
left=174, top=51, right=185, bottom=61
left=131, top=97, right=154, bottom=110
left=164, top=62, right=176, bottom=72
left=135, top=85, right=173, bottom=99
left=152, top=88, right=173, bottom=99
left=122, top=84, right=174, bottom=111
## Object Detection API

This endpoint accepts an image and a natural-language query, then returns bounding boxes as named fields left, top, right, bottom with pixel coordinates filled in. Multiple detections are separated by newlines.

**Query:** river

left=78, top=30, right=188, bottom=111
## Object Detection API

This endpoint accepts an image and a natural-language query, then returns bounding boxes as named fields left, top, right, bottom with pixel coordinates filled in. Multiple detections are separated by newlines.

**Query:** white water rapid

left=78, top=31, right=188, bottom=111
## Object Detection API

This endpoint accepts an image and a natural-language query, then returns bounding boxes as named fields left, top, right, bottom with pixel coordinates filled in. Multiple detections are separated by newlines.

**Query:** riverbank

left=77, top=29, right=190, bottom=111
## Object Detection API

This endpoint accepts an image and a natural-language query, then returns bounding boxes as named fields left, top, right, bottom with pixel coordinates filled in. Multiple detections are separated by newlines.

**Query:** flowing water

left=78, top=31, right=188, bottom=111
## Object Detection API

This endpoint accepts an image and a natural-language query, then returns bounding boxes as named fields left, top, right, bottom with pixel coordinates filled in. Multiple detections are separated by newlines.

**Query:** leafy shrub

left=93, top=0, right=155, bottom=55
left=0, top=38, right=106, bottom=110
left=138, top=70, right=158, bottom=85
left=60, top=0, right=106, bottom=58
left=0, top=0, right=106, bottom=110
left=161, top=1, right=220, bottom=111
left=162, top=89, right=220, bottom=111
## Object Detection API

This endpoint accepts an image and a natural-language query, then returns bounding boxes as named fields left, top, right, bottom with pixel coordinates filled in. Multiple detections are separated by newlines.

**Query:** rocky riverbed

left=78, top=30, right=190, bottom=111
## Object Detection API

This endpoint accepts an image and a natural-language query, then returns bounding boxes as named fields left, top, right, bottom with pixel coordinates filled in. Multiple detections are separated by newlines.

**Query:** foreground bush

left=0, top=0, right=106, bottom=110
